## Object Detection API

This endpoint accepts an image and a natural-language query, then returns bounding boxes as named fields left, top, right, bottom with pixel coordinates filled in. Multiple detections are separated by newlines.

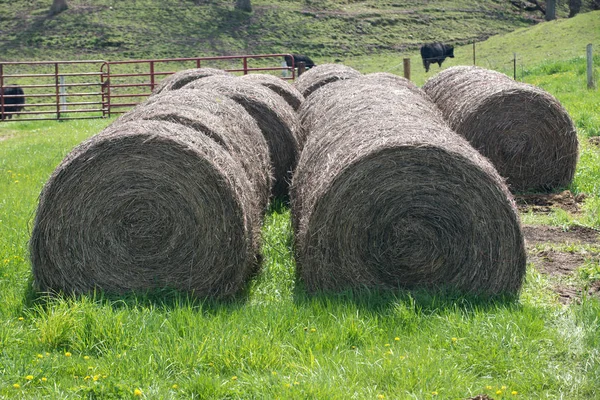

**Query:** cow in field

left=284, top=54, right=316, bottom=69
left=420, top=43, right=454, bottom=72
left=0, top=85, right=25, bottom=120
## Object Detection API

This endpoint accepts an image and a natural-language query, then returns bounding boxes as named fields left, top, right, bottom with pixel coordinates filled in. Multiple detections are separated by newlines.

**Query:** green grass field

left=1, top=8, right=600, bottom=400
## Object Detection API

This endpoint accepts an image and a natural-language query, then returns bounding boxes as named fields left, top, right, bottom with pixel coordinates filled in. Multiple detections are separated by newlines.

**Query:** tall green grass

left=2, top=54, right=600, bottom=400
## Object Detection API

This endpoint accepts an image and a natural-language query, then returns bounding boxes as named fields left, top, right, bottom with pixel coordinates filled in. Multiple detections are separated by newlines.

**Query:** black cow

left=420, top=43, right=454, bottom=72
left=284, top=54, right=316, bottom=69
left=0, top=85, right=25, bottom=120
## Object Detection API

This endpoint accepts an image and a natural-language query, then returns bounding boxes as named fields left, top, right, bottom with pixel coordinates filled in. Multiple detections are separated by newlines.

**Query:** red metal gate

left=1, top=54, right=294, bottom=122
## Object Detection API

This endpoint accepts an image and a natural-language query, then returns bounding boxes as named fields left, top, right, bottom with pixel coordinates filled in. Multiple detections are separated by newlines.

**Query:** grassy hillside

left=1, top=0, right=594, bottom=61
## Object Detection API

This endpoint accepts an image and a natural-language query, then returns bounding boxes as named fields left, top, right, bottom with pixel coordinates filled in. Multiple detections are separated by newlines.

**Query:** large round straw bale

left=422, top=66, right=578, bottom=192
left=294, top=63, right=362, bottom=98
left=182, top=76, right=301, bottom=198
left=363, top=72, right=430, bottom=99
left=114, top=95, right=272, bottom=212
left=240, top=73, right=304, bottom=111
left=292, top=79, right=526, bottom=296
left=30, top=120, right=260, bottom=299
left=152, top=68, right=231, bottom=95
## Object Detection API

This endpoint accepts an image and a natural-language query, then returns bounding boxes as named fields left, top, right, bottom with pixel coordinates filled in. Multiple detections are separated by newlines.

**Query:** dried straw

left=294, top=63, right=362, bottom=98
left=182, top=76, right=301, bottom=198
left=292, top=77, right=526, bottom=296
left=30, top=120, right=260, bottom=299
left=151, top=67, right=231, bottom=95
left=115, top=92, right=272, bottom=212
left=422, top=66, right=578, bottom=192
left=240, top=73, right=304, bottom=111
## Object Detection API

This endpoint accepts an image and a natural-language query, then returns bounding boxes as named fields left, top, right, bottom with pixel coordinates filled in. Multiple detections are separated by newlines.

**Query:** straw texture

left=152, top=67, right=232, bottom=95
left=240, top=73, right=304, bottom=111
left=294, top=63, right=362, bottom=98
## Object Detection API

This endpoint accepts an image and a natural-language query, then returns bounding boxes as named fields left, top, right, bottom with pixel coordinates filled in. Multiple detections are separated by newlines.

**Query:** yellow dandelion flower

left=231, top=376, right=238, bottom=381
left=310, top=328, right=316, bottom=332
left=384, top=343, right=390, bottom=347
left=45, top=352, right=50, bottom=356
left=65, top=352, right=72, bottom=357
left=18, top=317, right=24, bottom=321
left=284, top=383, right=291, bottom=388
left=486, top=386, right=493, bottom=390
left=14, top=180, right=19, bottom=183
left=451, top=337, right=458, bottom=342
left=41, top=377, right=47, bottom=382
left=25, top=375, right=34, bottom=380
left=84, top=376, right=91, bottom=380
left=172, top=384, right=179, bottom=389
left=93, top=375, right=100, bottom=381
left=134, top=388, right=142, bottom=396
left=512, top=391, right=518, bottom=395
left=37, top=354, right=43, bottom=359
left=351, top=345, right=357, bottom=349
left=502, top=386, right=507, bottom=390
left=377, top=395, right=385, bottom=399
left=102, top=375, right=108, bottom=379
left=271, top=371, right=277, bottom=375
left=84, top=356, right=90, bottom=360
left=394, top=337, right=400, bottom=341
left=13, top=384, right=20, bottom=389
left=496, top=390, right=503, bottom=395
left=432, top=392, right=438, bottom=396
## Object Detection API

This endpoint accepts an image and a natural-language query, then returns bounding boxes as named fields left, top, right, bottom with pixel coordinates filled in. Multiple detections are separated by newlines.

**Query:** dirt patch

left=588, top=136, right=600, bottom=147
left=515, top=190, right=586, bottom=214
left=522, top=224, right=600, bottom=245
left=555, top=283, right=600, bottom=305
left=528, top=249, right=586, bottom=275
left=466, top=396, right=494, bottom=400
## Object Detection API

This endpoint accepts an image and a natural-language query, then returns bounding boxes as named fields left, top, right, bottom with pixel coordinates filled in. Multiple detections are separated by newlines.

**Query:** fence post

left=59, top=75, right=67, bottom=111
left=587, top=43, right=595, bottom=89
left=403, top=58, right=411, bottom=80
left=298, top=61, right=306, bottom=76
left=513, top=53, right=517, bottom=81
left=473, top=42, right=476, bottom=65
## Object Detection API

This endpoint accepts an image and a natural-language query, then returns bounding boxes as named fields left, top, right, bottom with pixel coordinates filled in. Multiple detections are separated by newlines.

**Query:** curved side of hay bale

left=182, top=76, right=301, bottom=198
left=151, top=68, right=231, bottom=96
left=363, top=72, right=431, bottom=99
left=423, top=66, right=578, bottom=192
left=240, top=73, right=304, bottom=111
left=114, top=96, right=272, bottom=212
left=30, top=120, right=260, bottom=299
left=292, top=80, right=526, bottom=296
left=294, top=63, right=362, bottom=98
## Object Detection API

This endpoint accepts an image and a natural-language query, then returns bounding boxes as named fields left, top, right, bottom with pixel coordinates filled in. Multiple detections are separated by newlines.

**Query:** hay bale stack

left=152, top=68, right=231, bottom=95
left=364, top=72, right=431, bottom=99
left=240, top=73, right=304, bottom=110
left=294, top=63, right=362, bottom=98
left=292, top=78, right=526, bottom=296
left=30, top=120, right=260, bottom=299
left=182, top=76, right=301, bottom=198
left=422, top=66, right=578, bottom=192
left=115, top=94, right=272, bottom=212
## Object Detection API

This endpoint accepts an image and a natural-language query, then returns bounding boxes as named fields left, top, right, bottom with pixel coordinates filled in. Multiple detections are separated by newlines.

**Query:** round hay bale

left=363, top=72, right=431, bottom=99
left=151, top=68, right=231, bottom=95
left=240, top=73, right=304, bottom=111
left=422, top=66, right=578, bottom=192
left=292, top=79, right=526, bottom=296
left=30, top=120, right=260, bottom=299
left=114, top=94, right=272, bottom=212
left=182, top=76, right=301, bottom=198
left=294, top=63, right=362, bottom=98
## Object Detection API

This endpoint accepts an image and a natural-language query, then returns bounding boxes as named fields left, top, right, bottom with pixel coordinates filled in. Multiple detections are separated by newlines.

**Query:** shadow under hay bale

left=294, top=63, right=362, bottom=98
left=151, top=67, right=232, bottom=96
left=240, top=73, right=304, bottom=111
left=182, top=75, right=301, bottom=199
left=115, top=93, right=272, bottom=212
left=30, top=120, right=261, bottom=299
left=292, top=77, right=526, bottom=296
left=422, top=66, right=578, bottom=193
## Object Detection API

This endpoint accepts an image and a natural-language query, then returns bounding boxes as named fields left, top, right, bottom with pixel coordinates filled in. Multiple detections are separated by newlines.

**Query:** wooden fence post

left=587, top=44, right=595, bottom=89
left=403, top=58, right=411, bottom=81
left=298, top=61, right=306, bottom=76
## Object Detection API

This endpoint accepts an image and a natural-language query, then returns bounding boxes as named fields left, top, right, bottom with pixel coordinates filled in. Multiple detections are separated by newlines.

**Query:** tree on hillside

left=568, top=0, right=582, bottom=17
left=50, top=0, right=68, bottom=15
left=235, top=0, right=252, bottom=12
left=545, top=0, right=557, bottom=20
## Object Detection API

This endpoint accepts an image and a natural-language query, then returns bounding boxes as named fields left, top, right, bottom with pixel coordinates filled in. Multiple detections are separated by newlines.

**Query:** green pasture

left=1, top=9, right=600, bottom=400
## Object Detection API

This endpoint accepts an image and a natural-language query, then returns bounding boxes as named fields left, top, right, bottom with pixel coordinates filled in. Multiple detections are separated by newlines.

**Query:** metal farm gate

left=0, top=54, right=295, bottom=122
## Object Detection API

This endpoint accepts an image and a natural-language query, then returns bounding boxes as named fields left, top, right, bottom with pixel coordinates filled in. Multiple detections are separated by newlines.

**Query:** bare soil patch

left=555, top=282, right=600, bottom=305
left=588, top=136, right=600, bottom=147
left=515, top=190, right=586, bottom=214
left=528, top=249, right=586, bottom=275
left=522, top=224, right=599, bottom=245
